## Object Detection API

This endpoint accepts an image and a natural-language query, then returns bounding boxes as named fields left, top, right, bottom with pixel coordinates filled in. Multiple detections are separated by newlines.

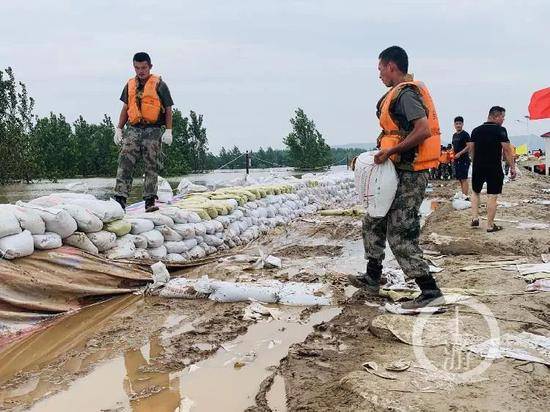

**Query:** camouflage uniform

left=114, top=125, right=162, bottom=199
left=362, top=169, right=429, bottom=279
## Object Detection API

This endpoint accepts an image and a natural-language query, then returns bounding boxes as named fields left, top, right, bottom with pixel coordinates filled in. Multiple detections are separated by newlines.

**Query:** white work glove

left=113, top=127, right=123, bottom=146
left=162, top=129, right=173, bottom=146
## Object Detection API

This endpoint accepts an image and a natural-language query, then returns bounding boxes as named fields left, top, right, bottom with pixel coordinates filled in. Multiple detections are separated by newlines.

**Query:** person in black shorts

left=468, top=106, right=516, bottom=232
left=451, top=116, right=471, bottom=198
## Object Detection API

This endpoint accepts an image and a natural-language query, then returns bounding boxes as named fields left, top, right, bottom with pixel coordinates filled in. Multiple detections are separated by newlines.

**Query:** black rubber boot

left=114, top=195, right=127, bottom=212
left=401, top=275, right=444, bottom=309
left=348, top=260, right=383, bottom=295
left=144, top=196, right=159, bottom=213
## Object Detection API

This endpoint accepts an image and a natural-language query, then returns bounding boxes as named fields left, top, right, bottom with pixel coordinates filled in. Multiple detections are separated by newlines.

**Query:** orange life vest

left=439, top=150, right=449, bottom=164
left=378, top=80, right=441, bottom=171
left=127, top=74, right=162, bottom=125
left=448, top=150, right=455, bottom=162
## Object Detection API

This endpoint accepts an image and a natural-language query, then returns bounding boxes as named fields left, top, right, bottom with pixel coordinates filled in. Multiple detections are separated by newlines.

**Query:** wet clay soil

left=1, top=172, right=549, bottom=411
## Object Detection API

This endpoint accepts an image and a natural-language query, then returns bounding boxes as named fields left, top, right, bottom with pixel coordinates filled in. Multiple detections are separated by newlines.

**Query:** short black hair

left=454, top=116, right=464, bottom=123
left=379, top=46, right=408, bottom=74
left=133, top=52, right=151, bottom=64
left=489, top=106, right=505, bottom=117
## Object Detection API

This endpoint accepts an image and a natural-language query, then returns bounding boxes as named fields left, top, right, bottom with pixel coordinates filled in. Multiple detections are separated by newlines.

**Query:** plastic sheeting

left=0, top=246, right=151, bottom=329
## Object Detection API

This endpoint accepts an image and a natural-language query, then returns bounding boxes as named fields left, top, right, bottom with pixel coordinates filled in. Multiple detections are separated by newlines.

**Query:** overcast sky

left=1, top=0, right=549, bottom=152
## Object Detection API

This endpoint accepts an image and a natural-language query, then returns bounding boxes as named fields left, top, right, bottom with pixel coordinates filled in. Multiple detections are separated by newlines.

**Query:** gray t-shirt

left=120, top=78, right=174, bottom=126
left=377, top=86, right=427, bottom=170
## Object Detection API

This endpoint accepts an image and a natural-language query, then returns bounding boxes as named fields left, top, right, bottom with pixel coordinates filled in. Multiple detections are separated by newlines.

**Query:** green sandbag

left=181, top=207, right=211, bottom=220
left=104, top=219, right=132, bottom=236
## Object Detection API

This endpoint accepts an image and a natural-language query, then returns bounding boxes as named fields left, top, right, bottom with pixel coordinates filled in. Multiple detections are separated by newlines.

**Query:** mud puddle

left=22, top=306, right=340, bottom=412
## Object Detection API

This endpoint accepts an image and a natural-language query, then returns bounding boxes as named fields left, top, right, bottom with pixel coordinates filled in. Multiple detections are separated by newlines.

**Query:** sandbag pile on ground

left=0, top=172, right=355, bottom=262
left=0, top=194, right=124, bottom=259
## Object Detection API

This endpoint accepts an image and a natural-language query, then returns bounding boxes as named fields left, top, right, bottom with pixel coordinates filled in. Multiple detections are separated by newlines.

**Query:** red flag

left=528, top=87, right=550, bottom=120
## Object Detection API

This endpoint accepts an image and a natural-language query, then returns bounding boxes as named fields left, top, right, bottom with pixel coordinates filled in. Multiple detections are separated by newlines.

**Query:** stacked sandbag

left=0, top=173, right=356, bottom=261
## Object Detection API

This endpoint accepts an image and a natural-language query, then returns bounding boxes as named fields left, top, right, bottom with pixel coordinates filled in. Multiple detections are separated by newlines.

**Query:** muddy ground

left=0, top=171, right=549, bottom=411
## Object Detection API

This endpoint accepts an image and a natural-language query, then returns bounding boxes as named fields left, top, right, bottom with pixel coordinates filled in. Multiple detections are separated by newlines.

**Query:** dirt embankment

left=272, top=172, right=550, bottom=412
left=1, top=173, right=549, bottom=411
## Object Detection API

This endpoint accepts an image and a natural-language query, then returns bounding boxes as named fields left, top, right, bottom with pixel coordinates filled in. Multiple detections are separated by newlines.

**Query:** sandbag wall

left=0, top=174, right=355, bottom=262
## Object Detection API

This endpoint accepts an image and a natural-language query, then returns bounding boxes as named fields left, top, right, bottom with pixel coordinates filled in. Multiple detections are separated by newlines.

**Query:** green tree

left=283, top=108, right=331, bottom=170
left=88, top=115, right=118, bottom=176
left=0, top=67, right=35, bottom=183
left=162, top=108, right=191, bottom=175
left=30, top=113, right=75, bottom=180
left=188, top=110, right=208, bottom=171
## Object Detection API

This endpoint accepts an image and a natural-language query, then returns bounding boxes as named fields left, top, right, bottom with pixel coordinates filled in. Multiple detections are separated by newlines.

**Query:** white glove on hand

left=113, top=127, right=123, bottom=146
left=162, top=129, right=173, bottom=146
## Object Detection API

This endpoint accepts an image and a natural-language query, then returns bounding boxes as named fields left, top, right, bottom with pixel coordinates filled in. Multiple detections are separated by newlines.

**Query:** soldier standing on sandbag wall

left=349, top=46, right=444, bottom=309
left=113, top=52, right=174, bottom=213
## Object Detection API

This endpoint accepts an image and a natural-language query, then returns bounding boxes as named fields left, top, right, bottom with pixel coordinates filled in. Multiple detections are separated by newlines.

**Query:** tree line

left=0, top=67, right=368, bottom=184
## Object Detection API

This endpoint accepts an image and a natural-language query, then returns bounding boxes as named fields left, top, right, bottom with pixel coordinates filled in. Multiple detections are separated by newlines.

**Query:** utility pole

left=346, top=154, right=349, bottom=170
left=245, top=151, right=250, bottom=175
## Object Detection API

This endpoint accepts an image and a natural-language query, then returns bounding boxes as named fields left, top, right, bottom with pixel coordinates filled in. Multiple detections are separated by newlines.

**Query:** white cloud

left=1, top=0, right=549, bottom=152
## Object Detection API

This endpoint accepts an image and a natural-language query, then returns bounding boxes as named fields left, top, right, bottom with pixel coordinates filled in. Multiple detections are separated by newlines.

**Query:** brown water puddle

left=6, top=305, right=340, bottom=411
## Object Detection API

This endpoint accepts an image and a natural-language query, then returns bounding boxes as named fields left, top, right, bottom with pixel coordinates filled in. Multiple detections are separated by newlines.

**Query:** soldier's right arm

left=118, top=103, right=128, bottom=129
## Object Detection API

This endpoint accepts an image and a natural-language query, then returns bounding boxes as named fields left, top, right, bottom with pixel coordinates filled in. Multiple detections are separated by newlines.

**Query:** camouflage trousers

left=114, top=125, right=162, bottom=199
left=362, top=170, right=429, bottom=279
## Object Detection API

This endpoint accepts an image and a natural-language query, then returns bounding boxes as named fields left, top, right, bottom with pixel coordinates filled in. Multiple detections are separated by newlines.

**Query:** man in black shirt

left=451, top=116, right=471, bottom=197
left=468, top=106, right=516, bottom=232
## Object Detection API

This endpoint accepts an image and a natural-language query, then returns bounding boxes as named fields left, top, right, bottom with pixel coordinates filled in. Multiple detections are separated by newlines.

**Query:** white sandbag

left=105, top=237, right=136, bottom=259
left=215, top=216, right=231, bottom=229
left=177, top=178, right=208, bottom=194
left=158, top=207, right=189, bottom=224
left=0, top=208, right=23, bottom=238
left=126, top=218, right=155, bottom=235
left=173, top=223, right=196, bottom=239
left=0, top=204, right=44, bottom=235
left=33, top=232, right=62, bottom=250
left=134, top=248, right=150, bottom=260
left=57, top=204, right=103, bottom=233
left=452, top=198, right=472, bottom=210
left=16, top=202, right=77, bottom=238
left=208, top=281, right=278, bottom=303
left=203, top=221, right=217, bottom=235
left=187, top=245, right=206, bottom=260
left=148, top=245, right=167, bottom=259
left=28, top=195, right=64, bottom=207
left=157, top=176, right=174, bottom=203
left=63, top=198, right=123, bottom=223
left=165, top=241, right=188, bottom=254
left=354, top=151, right=398, bottom=218
left=203, top=234, right=224, bottom=247
left=63, top=232, right=99, bottom=254
left=210, top=220, right=224, bottom=233
left=180, top=211, right=202, bottom=224
left=117, top=234, right=138, bottom=247
left=0, top=230, right=34, bottom=259
left=193, top=223, right=207, bottom=236
left=54, top=192, right=96, bottom=200
left=166, top=253, right=188, bottom=263
left=133, top=234, right=148, bottom=249
left=87, top=230, right=117, bottom=252
left=141, top=230, right=164, bottom=248
left=182, top=238, right=198, bottom=250
left=130, top=212, right=175, bottom=228
left=158, top=225, right=183, bottom=241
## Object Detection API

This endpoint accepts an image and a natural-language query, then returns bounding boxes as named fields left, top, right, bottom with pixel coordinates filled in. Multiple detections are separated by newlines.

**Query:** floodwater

left=3, top=300, right=340, bottom=412
left=0, top=166, right=348, bottom=205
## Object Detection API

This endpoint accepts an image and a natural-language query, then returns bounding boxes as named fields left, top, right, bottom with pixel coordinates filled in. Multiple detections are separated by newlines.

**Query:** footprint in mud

left=276, top=244, right=343, bottom=259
